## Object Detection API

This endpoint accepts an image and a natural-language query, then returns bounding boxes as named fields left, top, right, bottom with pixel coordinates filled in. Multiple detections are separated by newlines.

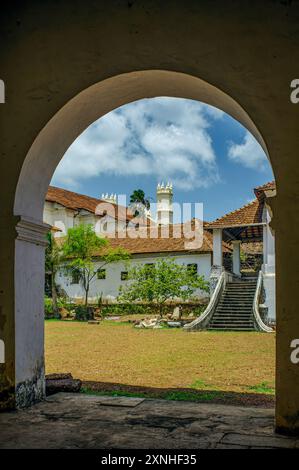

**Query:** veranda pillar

left=212, top=228, right=223, bottom=267
left=232, top=240, right=241, bottom=276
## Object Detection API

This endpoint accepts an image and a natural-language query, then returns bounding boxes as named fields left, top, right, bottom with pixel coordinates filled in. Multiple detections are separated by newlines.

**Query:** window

left=121, top=271, right=128, bottom=281
left=97, top=268, right=106, bottom=280
left=102, top=221, right=108, bottom=231
left=187, top=263, right=198, bottom=277
left=71, top=269, right=81, bottom=284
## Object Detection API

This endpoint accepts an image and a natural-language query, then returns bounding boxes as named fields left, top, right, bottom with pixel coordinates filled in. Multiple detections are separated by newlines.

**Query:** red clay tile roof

left=46, top=186, right=133, bottom=222
left=254, top=180, right=276, bottom=199
left=94, top=223, right=232, bottom=256
left=205, top=199, right=264, bottom=229
left=254, top=180, right=276, bottom=192
left=241, top=241, right=263, bottom=255
left=57, top=221, right=231, bottom=256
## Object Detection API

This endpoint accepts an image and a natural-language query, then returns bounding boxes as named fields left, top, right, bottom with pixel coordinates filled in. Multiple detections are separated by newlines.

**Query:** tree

left=129, top=189, right=151, bottom=217
left=45, top=231, right=64, bottom=316
left=119, top=258, right=209, bottom=317
left=63, top=224, right=130, bottom=308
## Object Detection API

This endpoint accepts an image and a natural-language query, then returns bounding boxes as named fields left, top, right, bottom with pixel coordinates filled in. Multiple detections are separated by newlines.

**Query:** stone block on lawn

left=46, top=373, right=82, bottom=396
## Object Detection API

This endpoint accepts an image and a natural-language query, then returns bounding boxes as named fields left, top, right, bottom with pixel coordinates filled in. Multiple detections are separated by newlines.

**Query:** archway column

left=0, top=215, right=49, bottom=409
left=15, top=217, right=50, bottom=407
left=274, top=192, right=299, bottom=435
left=0, top=215, right=18, bottom=409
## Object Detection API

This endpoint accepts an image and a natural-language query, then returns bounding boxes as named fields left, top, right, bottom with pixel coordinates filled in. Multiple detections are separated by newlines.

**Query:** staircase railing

left=253, top=270, right=274, bottom=332
left=184, top=271, right=226, bottom=331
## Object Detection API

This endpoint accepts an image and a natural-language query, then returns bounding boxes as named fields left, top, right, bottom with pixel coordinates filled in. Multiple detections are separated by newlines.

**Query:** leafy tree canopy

left=63, top=224, right=107, bottom=261
left=119, top=258, right=209, bottom=315
left=62, top=224, right=131, bottom=308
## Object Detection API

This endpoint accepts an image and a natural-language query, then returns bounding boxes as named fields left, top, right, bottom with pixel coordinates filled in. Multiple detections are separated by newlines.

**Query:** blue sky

left=51, top=97, right=274, bottom=222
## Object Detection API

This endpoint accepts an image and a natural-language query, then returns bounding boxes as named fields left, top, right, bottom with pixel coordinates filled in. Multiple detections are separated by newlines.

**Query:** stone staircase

left=208, top=279, right=257, bottom=331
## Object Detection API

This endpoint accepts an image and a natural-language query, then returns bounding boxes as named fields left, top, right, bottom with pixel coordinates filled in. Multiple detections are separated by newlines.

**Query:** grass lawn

left=45, top=320, right=275, bottom=399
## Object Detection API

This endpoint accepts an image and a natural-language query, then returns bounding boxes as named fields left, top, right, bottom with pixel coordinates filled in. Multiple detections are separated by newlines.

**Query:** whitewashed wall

left=56, top=252, right=212, bottom=302
left=43, top=202, right=127, bottom=237
left=43, top=202, right=75, bottom=236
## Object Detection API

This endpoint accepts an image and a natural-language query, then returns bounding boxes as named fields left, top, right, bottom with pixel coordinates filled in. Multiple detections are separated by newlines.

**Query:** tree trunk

left=159, top=304, right=163, bottom=318
left=84, top=286, right=89, bottom=308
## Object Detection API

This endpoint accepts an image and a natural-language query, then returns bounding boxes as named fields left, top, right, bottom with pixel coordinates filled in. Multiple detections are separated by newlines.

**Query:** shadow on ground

left=82, top=381, right=275, bottom=408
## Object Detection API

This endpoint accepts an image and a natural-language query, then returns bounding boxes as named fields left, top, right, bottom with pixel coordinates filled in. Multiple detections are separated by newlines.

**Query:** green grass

left=247, top=381, right=275, bottom=395
left=191, top=378, right=219, bottom=390
left=81, top=387, right=226, bottom=403
left=45, top=320, right=275, bottom=395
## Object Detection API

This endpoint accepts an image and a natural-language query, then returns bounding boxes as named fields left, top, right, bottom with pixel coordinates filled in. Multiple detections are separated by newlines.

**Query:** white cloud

left=52, top=97, right=223, bottom=191
left=227, top=131, right=268, bottom=170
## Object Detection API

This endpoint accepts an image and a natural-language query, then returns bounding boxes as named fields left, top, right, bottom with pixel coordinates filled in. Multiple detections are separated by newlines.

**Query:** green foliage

left=63, top=224, right=107, bottom=260
left=63, top=224, right=130, bottom=308
left=63, top=224, right=107, bottom=306
left=129, top=189, right=151, bottom=209
left=80, top=388, right=227, bottom=403
left=119, top=258, right=209, bottom=315
left=247, top=381, right=275, bottom=395
left=129, top=188, right=151, bottom=217
left=192, top=305, right=206, bottom=317
left=45, top=232, right=63, bottom=274
left=44, top=297, right=54, bottom=318
left=74, top=305, right=94, bottom=321
left=45, top=231, right=64, bottom=313
left=101, top=303, right=152, bottom=316
left=98, top=302, right=205, bottom=317
left=101, top=246, right=131, bottom=264
left=240, top=249, right=247, bottom=263
left=44, top=296, right=74, bottom=319
left=44, top=296, right=61, bottom=319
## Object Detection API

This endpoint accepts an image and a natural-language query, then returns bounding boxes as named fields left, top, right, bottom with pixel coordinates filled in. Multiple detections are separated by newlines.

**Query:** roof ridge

left=48, top=185, right=101, bottom=202
left=47, top=185, right=131, bottom=213
left=254, top=180, right=275, bottom=191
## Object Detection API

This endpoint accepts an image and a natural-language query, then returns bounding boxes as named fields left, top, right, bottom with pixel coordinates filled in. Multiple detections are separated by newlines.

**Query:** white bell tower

left=156, top=182, right=173, bottom=225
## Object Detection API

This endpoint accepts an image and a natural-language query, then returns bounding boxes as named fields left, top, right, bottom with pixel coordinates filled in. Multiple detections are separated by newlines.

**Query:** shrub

left=45, top=297, right=53, bottom=318
left=74, top=305, right=94, bottom=321
left=99, top=302, right=206, bottom=317
left=119, top=258, right=209, bottom=317
left=44, top=297, right=61, bottom=319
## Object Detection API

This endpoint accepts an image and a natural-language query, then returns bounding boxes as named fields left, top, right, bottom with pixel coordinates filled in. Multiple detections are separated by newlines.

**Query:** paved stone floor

left=0, top=393, right=298, bottom=449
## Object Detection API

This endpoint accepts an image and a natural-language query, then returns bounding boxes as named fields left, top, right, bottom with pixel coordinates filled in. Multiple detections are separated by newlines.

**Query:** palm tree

left=129, top=189, right=151, bottom=217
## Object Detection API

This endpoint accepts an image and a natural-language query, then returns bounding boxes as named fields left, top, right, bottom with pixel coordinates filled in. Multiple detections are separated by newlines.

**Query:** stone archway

left=14, top=70, right=269, bottom=220
left=12, top=71, right=271, bottom=409
left=1, top=1, right=299, bottom=435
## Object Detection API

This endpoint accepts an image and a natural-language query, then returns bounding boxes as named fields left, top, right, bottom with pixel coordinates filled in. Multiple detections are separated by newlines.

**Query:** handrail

left=184, top=271, right=226, bottom=331
left=253, top=270, right=273, bottom=332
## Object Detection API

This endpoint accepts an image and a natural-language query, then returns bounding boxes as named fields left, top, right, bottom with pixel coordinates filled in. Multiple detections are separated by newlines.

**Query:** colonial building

left=56, top=222, right=232, bottom=302
left=184, top=181, right=276, bottom=333
left=44, top=184, right=231, bottom=303
left=44, top=181, right=276, bottom=329
left=204, top=181, right=276, bottom=321
left=44, top=186, right=136, bottom=236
